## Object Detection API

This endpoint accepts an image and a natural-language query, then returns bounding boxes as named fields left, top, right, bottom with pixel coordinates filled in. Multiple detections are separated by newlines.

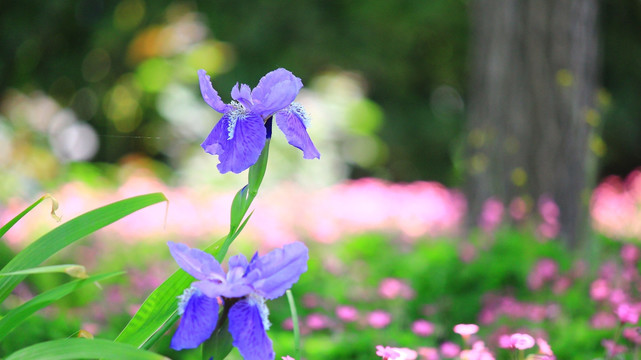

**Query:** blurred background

left=2, top=1, right=641, bottom=359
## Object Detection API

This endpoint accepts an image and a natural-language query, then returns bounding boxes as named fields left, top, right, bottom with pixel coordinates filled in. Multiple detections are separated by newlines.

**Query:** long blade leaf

left=0, top=194, right=59, bottom=239
left=0, top=272, right=123, bottom=341
left=0, top=264, right=87, bottom=278
left=0, top=192, right=167, bottom=303
left=5, top=338, right=169, bottom=360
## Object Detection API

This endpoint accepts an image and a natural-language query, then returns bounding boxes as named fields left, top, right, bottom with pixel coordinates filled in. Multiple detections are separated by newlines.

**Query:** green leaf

left=0, top=194, right=60, bottom=239
left=115, top=236, right=225, bottom=348
left=248, top=139, right=270, bottom=198
left=202, top=318, right=234, bottom=360
left=0, top=264, right=88, bottom=278
left=214, top=210, right=254, bottom=263
left=5, top=338, right=170, bottom=360
left=114, top=268, right=190, bottom=348
left=229, top=185, right=249, bottom=232
left=0, top=192, right=167, bottom=304
left=0, top=272, right=123, bottom=341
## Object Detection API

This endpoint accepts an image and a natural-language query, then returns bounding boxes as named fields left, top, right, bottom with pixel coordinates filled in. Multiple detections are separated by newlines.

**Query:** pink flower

left=302, top=293, right=320, bottom=308
left=536, top=338, right=554, bottom=356
left=479, top=197, right=503, bottom=233
left=460, top=341, right=495, bottom=360
left=418, top=347, right=439, bottom=360
left=454, top=323, right=479, bottom=336
left=377, top=345, right=400, bottom=359
left=510, top=333, right=535, bottom=350
left=412, top=319, right=435, bottom=337
left=392, top=347, right=418, bottom=360
left=602, top=339, right=626, bottom=357
left=509, top=197, right=527, bottom=221
left=305, top=313, right=331, bottom=330
left=610, top=288, right=627, bottom=305
left=281, top=318, right=294, bottom=331
left=498, top=335, right=512, bottom=349
left=552, top=277, right=571, bottom=294
left=590, top=279, right=609, bottom=301
left=335, top=305, right=359, bottom=322
left=379, top=278, right=415, bottom=299
left=623, top=327, right=641, bottom=344
left=282, top=356, right=295, bottom=360
left=590, top=311, right=618, bottom=329
left=440, top=342, right=460, bottom=358
left=367, top=310, right=392, bottom=329
left=616, top=303, right=639, bottom=324
left=621, top=244, right=641, bottom=264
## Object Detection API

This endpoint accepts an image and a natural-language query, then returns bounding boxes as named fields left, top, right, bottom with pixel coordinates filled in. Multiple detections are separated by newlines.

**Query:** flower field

left=2, top=168, right=641, bottom=359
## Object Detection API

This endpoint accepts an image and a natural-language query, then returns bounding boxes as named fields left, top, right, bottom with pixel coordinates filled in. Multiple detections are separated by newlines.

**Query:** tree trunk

left=465, top=0, right=599, bottom=247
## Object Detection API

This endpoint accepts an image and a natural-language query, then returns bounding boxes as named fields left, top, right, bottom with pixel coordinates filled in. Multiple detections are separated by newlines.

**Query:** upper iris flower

left=199, top=68, right=320, bottom=174
left=168, top=241, right=309, bottom=360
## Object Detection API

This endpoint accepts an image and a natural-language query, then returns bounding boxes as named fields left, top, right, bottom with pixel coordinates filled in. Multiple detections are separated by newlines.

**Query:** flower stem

left=286, top=290, right=302, bottom=360
left=215, top=139, right=271, bottom=263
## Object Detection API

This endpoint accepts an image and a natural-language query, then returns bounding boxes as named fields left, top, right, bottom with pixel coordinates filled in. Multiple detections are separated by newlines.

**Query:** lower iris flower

left=199, top=68, right=320, bottom=174
left=167, top=241, right=309, bottom=360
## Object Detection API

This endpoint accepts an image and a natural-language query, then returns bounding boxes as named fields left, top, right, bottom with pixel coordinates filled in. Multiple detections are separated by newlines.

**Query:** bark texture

left=466, top=0, right=599, bottom=247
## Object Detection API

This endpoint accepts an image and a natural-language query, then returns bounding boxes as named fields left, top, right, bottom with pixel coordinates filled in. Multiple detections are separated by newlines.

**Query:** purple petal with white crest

left=170, top=291, right=219, bottom=350
left=167, top=241, right=225, bottom=281
left=198, top=69, right=229, bottom=113
left=275, top=104, right=320, bottom=159
left=201, top=112, right=266, bottom=174
left=251, top=68, right=303, bottom=119
left=228, top=299, right=274, bottom=360
left=231, top=83, right=253, bottom=109
left=250, top=242, right=309, bottom=299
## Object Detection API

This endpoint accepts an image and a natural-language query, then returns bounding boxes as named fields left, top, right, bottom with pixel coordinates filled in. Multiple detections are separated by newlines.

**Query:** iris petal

left=170, top=291, right=219, bottom=350
left=198, top=69, right=229, bottom=113
left=231, top=83, right=253, bottom=109
left=251, top=68, right=303, bottom=119
left=201, top=112, right=267, bottom=174
left=193, top=279, right=252, bottom=299
left=250, top=242, right=309, bottom=299
left=167, top=241, right=225, bottom=281
left=274, top=104, right=321, bottom=159
left=228, top=299, right=275, bottom=360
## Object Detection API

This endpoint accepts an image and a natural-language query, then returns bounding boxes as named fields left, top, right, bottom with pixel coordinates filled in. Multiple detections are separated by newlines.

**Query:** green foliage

left=0, top=272, right=123, bottom=341
left=5, top=338, right=170, bottom=360
left=0, top=192, right=167, bottom=303
left=0, top=193, right=167, bottom=358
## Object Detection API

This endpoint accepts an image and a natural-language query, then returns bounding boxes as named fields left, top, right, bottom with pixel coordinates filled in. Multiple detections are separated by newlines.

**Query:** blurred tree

left=465, top=1, right=599, bottom=247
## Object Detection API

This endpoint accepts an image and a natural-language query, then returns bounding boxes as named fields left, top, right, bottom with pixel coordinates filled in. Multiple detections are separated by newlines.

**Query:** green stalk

left=286, top=290, right=302, bottom=360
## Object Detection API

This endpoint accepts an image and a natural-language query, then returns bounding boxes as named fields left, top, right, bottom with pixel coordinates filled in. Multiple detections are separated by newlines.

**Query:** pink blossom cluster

left=377, top=325, right=555, bottom=360
left=591, top=169, right=641, bottom=239
left=536, top=196, right=560, bottom=239
left=526, top=258, right=581, bottom=293
left=478, top=294, right=560, bottom=324
left=589, top=244, right=641, bottom=331
left=479, top=195, right=560, bottom=239
left=478, top=198, right=503, bottom=234
left=0, top=176, right=467, bottom=250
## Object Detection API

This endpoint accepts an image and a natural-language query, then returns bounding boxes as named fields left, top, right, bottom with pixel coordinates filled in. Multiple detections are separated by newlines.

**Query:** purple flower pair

left=199, top=68, right=320, bottom=174
left=168, top=241, right=308, bottom=360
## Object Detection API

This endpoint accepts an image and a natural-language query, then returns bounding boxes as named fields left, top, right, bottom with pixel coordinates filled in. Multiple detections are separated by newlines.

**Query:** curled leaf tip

left=43, top=194, right=62, bottom=222
left=65, top=265, right=88, bottom=279
left=78, top=329, right=94, bottom=339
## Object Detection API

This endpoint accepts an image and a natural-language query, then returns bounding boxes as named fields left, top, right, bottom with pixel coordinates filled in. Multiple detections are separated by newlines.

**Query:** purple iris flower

left=199, top=68, right=320, bottom=174
left=167, top=241, right=309, bottom=360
